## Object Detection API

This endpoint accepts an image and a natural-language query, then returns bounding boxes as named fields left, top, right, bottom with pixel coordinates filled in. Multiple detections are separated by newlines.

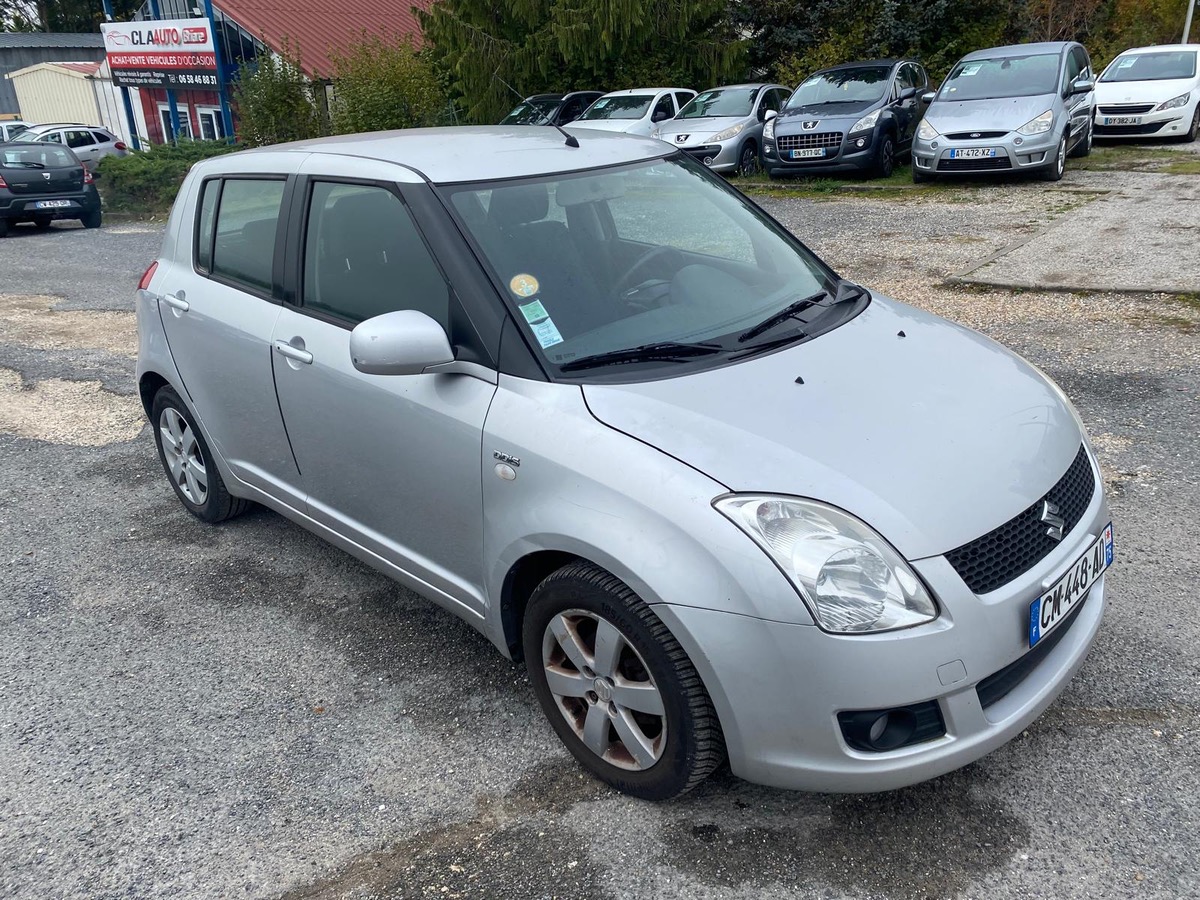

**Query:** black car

left=763, top=59, right=931, bottom=178
left=0, top=142, right=101, bottom=236
left=499, top=91, right=606, bottom=126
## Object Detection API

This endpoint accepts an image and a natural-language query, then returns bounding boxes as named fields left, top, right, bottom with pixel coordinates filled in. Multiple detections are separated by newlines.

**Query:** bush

left=233, top=42, right=330, bottom=147
left=95, top=141, right=239, bottom=215
left=329, top=35, right=448, bottom=134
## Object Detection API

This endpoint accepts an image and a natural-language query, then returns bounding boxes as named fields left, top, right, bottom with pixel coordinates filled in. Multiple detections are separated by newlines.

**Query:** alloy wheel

left=1056, top=137, right=1066, bottom=176
left=159, top=407, right=208, bottom=505
left=739, top=144, right=759, bottom=177
left=541, top=609, right=667, bottom=771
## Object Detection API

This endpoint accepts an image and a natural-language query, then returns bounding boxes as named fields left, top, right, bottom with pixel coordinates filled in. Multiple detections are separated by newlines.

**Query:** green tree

left=1, top=0, right=140, bottom=32
left=419, top=0, right=746, bottom=124
left=232, top=43, right=328, bottom=147
left=329, top=34, right=447, bottom=134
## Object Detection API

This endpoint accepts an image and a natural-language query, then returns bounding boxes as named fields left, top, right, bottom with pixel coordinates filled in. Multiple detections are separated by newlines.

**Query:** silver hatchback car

left=912, top=42, right=1096, bottom=181
left=138, top=127, right=1112, bottom=799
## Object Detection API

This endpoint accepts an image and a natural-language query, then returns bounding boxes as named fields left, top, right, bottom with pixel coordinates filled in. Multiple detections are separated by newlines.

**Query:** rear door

left=64, top=129, right=100, bottom=167
left=155, top=165, right=304, bottom=507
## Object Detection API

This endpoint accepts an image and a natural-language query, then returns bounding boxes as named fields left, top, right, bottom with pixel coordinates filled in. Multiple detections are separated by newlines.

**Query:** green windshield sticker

left=519, top=299, right=549, bottom=323
left=532, top=317, right=564, bottom=348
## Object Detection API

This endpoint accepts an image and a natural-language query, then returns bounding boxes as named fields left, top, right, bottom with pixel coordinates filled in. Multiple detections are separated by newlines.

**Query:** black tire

left=82, top=209, right=102, bottom=229
left=1041, top=134, right=1067, bottom=181
left=912, top=166, right=932, bottom=183
left=873, top=133, right=896, bottom=178
left=1069, top=120, right=1092, bottom=157
left=33, top=216, right=53, bottom=231
left=151, top=385, right=251, bottom=524
left=1183, top=104, right=1199, bottom=143
left=523, top=562, right=725, bottom=800
left=736, top=140, right=759, bottom=177
left=0, top=218, right=8, bottom=238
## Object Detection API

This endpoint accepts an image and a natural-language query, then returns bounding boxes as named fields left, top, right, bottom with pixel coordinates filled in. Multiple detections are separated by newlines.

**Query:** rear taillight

left=114, top=141, right=128, bottom=151
left=83, top=169, right=94, bottom=184
left=138, top=261, right=159, bottom=291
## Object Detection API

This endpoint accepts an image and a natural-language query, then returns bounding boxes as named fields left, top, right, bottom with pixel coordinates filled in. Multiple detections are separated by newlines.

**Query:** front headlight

left=916, top=118, right=939, bottom=140
left=1017, top=109, right=1054, bottom=135
left=763, top=117, right=775, bottom=140
left=1156, top=92, right=1191, bottom=111
left=714, top=495, right=938, bottom=634
left=849, top=109, right=881, bottom=134
left=709, top=122, right=746, bottom=142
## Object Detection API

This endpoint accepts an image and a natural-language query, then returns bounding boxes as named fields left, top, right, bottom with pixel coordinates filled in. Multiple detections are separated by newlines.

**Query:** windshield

left=441, top=157, right=843, bottom=375
left=786, top=67, right=890, bottom=106
left=501, top=98, right=560, bottom=125
left=940, top=53, right=1060, bottom=100
left=1101, top=51, right=1197, bottom=82
left=577, top=95, right=654, bottom=120
left=0, top=145, right=75, bottom=167
left=678, top=87, right=757, bottom=119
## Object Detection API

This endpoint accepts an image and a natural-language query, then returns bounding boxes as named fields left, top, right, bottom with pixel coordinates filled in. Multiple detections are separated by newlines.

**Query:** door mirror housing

left=651, top=109, right=671, bottom=123
left=899, top=86, right=917, bottom=101
left=920, top=91, right=937, bottom=105
left=350, top=310, right=454, bottom=376
left=1071, top=78, right=1095, bottom=95
left=764, top=109, right=778, bottom=122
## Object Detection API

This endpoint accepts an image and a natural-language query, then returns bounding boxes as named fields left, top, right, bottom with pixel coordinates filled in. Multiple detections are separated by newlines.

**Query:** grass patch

left=1073, top=143, right=1188, bottom=172
left=737, top=165, right=971, bottom=201
left=1163, top=158, right=1200, bottom=175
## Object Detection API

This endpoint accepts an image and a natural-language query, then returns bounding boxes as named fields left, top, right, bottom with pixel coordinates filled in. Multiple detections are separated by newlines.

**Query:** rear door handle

left=274, top=340, right=313, bottom=365
left=163, top=293, right=189, bottom=312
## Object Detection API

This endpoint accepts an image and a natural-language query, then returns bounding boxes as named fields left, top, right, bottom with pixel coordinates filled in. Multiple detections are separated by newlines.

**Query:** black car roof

left=818, top=59, right=907, bottom=73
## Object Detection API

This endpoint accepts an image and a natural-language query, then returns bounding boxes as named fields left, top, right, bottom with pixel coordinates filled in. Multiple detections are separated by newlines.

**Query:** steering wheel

left=613, top=246, right=680, bottom=298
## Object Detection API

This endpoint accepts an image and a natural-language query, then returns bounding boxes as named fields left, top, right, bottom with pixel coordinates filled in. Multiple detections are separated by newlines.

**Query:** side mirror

left=764, top=109, right=778, bottom=122
left=900, top=86, right=917, bottom=101
left=350, top=309, right=453, bottom=376
left=651, top=110, right=670, bottom=123
left=921, top=91, right=936, bottom=105
left=1071, top=78, right=1095, bottom=95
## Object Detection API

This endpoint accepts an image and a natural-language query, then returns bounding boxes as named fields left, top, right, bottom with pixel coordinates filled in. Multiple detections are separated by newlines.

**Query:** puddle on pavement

left=0, top=293, right=135, bottom=357
left=0, top=367, right=143, bottom=446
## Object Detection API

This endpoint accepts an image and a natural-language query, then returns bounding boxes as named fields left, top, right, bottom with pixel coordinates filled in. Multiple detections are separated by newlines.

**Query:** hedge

left=96, top=141, right=240, bottom=216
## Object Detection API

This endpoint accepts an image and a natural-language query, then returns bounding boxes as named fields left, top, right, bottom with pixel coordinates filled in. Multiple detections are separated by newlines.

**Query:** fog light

left=838, top=700, right=945, bottom=752
left=855, top=137, right=866, bottom=148
left=930, top=141, right=938, bottom=149
left=1014, top=136, right=1024, bottom=145
left=703, top=156, right=713, bottom=166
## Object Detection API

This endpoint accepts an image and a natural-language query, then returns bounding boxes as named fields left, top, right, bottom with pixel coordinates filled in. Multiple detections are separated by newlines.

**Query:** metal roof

left=0, top=33, right=105, bottom=49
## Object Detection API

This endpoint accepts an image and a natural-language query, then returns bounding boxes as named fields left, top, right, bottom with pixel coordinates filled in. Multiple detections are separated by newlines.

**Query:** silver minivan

left=138, top=127, right=1112, bottom=799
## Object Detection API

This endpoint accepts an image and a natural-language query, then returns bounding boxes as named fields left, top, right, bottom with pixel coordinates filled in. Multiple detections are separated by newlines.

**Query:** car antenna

left=493, top=69, right=580, bottom=148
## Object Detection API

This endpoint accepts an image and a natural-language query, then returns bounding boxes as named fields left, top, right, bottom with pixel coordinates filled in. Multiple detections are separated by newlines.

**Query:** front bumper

left=1093, top=105, right=1190, bottom=139
left=654, top=471, right=1111, bottom=793
left=912, top=129, right=1059, bottom=177
left=662, top=137, right=743, bottom=172
left=763, top=126, right=882, bottom=176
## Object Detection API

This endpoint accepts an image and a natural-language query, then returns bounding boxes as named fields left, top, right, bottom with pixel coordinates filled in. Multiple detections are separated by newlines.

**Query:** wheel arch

left=138, top=370, right=170, bottom=418
left=500, top=549, right=582, bottom=660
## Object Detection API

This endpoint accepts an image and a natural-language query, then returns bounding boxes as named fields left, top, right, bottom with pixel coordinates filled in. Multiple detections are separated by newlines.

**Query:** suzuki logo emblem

left=1040, top=500, right=1066, bottom=541
left=801, top=120, right=819, bottom=130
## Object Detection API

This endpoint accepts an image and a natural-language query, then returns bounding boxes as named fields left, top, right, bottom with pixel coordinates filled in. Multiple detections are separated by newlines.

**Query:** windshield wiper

left=559, top=340, right=723, bottom=372
left=737, top=291, right=829, bottom=343
left=7, top=161, right=45, bottom=168
left=729, top=330, right=808, bottom=360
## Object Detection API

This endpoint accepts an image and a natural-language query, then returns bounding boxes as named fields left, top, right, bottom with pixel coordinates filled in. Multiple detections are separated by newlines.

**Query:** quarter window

left=195, top=179, right=219, bottom=273
left=210, top=178, right=285, bottom=292
left=302, top=181, right=449, bottom=328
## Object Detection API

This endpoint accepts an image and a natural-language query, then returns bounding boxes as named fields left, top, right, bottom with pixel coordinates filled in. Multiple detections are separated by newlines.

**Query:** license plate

left=1103, top=116, right=1140, bottom=126
left=1028, top=523, right=1113, bottom=648
left=949, top=147, right=997, bottom=159
left=35, top=199, right=72, bottom=209
left=790, top=148, right=826, bottom=159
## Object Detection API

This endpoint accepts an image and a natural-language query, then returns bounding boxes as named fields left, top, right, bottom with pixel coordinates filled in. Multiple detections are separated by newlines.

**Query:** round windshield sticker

left=509, top=274, right=540, bottom=297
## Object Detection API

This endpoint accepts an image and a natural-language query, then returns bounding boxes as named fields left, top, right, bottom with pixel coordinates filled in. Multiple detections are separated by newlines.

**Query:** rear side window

left=210, top=178, right=285, bottom=293
left=302, top=181, right=449, bottom=328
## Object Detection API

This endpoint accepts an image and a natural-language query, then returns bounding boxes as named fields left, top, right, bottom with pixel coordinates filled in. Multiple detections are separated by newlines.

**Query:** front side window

left=678, top=87, right=758, bottom=119
left=302, top=181, right=449, bottom=328
left=1100, top=50, right=1196, bottom=82
left=940, top=54, right=1061, bottom=100
left=501, top=98, right=561, bottom=125
left=210, top=178, right=285, bottom=292
left=653, top=94, right=675, bottom=120
left=34, top=131, right=64, bottom=144
left=442, top=157, right=845, bottom=375
left=577, top=95, right=655, bottom=121
left=787, top=67, right=892, bottom=107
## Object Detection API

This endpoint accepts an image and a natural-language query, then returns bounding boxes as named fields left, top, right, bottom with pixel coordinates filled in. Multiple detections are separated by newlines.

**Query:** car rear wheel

left=523, top=561, right=725, bottom=800
left=151, top=385, right=250, bottom=524
left=1070, top=120, right=1092, bottom=157
left=0, top=219, right=8, bottom=238
left=82, top=209, right=102, bottom=229
left=874, top=134, right=896, bottom=178
left=737, top=141, right=760, bottom=177
left=1041, top=135, right=1067, bottom=181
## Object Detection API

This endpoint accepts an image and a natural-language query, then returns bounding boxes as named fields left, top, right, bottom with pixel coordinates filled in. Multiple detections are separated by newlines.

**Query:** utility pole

left=1184, top=0, right=1196, bottom=44
left=202, top=0, right=236, bottom=142
left=148, top=0, right=183, bottom=143
left=101, top=0, right=141, bottom=150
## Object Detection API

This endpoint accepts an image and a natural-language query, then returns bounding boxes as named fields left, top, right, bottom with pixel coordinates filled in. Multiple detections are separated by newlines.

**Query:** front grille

left=937, top=156, right=1012, bottom=171
left=777, top=131, right=843, bottom=151
left=1094, top=120, right=1168, bottom=136
left=946, top=445, right=1095, bottom=594
left=945, top=130, right=1008, bottom=140
left=1098, top=103, right=1155, bottom=115
left=977, top=589, right=1091, bottom=709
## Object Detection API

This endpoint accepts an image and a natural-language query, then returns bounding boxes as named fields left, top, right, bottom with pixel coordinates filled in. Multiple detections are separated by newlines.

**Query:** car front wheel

left=1183, top=104, right=1199, bottom=142
left=1041, top=134, right=1067, bottom=181
left=737, top=141, right=759, bottom=177
left=874, top=134, right=896, bottom=178
left=523, top=562, right=725, bottom=800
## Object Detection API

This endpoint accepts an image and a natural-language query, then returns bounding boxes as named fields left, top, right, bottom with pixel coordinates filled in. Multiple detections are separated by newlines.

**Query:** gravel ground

left=1, top=161, right=1198, bottom=900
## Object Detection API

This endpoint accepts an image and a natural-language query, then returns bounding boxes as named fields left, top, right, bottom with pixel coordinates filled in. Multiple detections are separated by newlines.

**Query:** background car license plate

left=1029, top=523, right=1113, bottom=647
left=1104, top=116, right=1141, bottom=126
left=791, top=148, right=825, bottom=159
left=949, top=148, right=997, bottom=159
left=35, top=200, right=72, bottom=209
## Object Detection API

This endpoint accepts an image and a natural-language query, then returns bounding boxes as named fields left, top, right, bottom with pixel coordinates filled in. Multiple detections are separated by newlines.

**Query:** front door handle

left=274, top=340, right=313, bottom=365
left=163, top=293, right=189, bottom=312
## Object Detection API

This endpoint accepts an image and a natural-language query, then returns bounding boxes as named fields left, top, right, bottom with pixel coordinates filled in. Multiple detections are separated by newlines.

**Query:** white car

left=570, top=88, right=697, bottom=136
left=14, top=123, right=130, bottom=168
left=0, top=121, right=31, bottom=141
left=1094, top=44, right=1199, bottom=142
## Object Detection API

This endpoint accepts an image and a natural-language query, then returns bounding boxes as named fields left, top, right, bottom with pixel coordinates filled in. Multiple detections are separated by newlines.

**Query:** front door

left=270, top=178, right=496, bottom=614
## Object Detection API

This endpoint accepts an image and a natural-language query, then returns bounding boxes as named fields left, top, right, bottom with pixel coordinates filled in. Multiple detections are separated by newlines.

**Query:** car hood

left=656, top=116, right=747, bottom=140
left=1095, top=78, right=1194, bottom=104
left=925, top=94, right=1058, bottom=133
left=775, top=100, right=877, bottom=125
left=582, top=296, right=1084, bottom=560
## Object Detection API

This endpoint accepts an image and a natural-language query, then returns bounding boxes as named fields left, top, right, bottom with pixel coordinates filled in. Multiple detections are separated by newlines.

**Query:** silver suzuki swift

left=136, top=127, right=1112, bottom=800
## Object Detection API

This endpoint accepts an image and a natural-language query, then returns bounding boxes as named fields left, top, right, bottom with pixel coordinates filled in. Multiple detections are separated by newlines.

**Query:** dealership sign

left=101, top=19, right=218, bottom=90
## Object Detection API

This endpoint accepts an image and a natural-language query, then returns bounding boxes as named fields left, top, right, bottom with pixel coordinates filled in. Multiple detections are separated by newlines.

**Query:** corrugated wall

left=9, top=68, right=99, bottom=127
left=0, top=46, right=106, bottom=116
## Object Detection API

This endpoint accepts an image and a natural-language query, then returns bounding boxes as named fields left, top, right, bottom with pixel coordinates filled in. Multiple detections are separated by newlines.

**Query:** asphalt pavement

left=1, top=161, right=1198, bottom=900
